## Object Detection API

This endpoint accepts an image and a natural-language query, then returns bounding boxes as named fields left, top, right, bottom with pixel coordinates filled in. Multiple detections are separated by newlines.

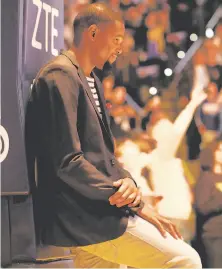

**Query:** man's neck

left=70, top=46, right=95, bottom=77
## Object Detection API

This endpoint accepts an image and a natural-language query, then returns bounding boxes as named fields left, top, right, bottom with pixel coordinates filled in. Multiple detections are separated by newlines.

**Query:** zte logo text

left=32, top=0, right=59, bottom=56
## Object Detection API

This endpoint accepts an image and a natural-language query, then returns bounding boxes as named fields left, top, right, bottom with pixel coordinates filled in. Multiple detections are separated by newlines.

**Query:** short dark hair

left=73, top=3, right=123, bottom=46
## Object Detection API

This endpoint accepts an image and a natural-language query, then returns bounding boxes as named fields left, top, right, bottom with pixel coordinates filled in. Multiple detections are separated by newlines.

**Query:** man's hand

left=137, top=203, right=183, bottom=240
left=109, top=178, right=141, bottom=208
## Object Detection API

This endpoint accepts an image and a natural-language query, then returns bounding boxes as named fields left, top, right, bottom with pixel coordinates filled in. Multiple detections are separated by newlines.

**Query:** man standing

left=25, top=3, right=202, bottom=268
left=195, top=82, right=222, bottom=148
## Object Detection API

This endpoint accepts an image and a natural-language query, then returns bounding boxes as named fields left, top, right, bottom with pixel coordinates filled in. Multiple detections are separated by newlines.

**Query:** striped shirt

left=86, top=76, right=103, bottom=118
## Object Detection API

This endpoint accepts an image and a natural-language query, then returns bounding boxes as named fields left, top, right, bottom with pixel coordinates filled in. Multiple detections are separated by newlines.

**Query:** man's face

left=92, top=20, right=125, bottom=69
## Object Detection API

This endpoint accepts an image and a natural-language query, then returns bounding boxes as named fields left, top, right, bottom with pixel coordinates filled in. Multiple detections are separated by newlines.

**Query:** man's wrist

left=129, top=200, right=145, bottom=214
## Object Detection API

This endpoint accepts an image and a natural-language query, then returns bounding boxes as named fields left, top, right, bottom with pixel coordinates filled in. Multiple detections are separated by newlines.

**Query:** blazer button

left=111, top=159, right=115, bottom=166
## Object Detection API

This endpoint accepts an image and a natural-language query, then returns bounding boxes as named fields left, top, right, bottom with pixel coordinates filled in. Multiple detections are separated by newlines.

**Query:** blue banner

left=1, top=0, right=64, bottom=194
left=1, top=0, right=64, bottom=265
left=23, top=0, right=64, bottom=80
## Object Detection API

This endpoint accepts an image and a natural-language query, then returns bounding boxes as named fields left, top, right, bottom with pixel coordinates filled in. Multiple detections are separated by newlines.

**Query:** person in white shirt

left=144, top=83, right=208, bottom=242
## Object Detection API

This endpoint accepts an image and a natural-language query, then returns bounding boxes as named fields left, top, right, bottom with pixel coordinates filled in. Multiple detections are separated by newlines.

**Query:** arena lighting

left=149, top=87, right=158, bottom=95
left=190, top=33, right=198, bottom=42
left=164, top=68, right=173, bottom=77
left=177, top=51, right=185, bottom=59
left=205, top=28, right=214, bottom=38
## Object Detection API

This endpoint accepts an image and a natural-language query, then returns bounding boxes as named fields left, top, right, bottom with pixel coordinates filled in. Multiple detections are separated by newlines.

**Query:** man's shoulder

left=35, top=51, right=78, bottom=81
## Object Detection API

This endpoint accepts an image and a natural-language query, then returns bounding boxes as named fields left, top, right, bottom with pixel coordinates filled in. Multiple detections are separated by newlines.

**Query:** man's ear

left=88, top=24, right=99, bottom=40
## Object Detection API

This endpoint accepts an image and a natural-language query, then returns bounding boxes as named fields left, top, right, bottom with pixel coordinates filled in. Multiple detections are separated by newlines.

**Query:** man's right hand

left=137, top=203, right=183, bottom=240
left=109, top=178, right=141, bottom=208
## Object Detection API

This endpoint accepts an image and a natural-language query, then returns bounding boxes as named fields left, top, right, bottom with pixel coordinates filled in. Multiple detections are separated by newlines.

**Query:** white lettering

left=31, top=0, right=42, bottom=50
left=42, top=2, right=51, bottom=52
left=31, top=0, right=59, bottom=56
left=51, top=7, right=59, bottom=56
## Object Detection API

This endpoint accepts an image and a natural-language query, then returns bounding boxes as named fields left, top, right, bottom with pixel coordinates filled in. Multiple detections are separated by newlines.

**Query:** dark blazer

left=25, top=50, right=136, bottom=247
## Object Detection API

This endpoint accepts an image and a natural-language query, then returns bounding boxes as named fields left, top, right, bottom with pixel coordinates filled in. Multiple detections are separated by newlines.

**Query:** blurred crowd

left=64, top=0, right=222, bottom=267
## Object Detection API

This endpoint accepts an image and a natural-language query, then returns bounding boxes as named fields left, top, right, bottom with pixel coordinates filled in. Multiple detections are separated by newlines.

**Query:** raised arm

left=171, top=83, right=207, bottom=156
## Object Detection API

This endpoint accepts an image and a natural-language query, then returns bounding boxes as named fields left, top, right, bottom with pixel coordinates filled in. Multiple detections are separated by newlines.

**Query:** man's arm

left=110, top=158, right=147, bottom=209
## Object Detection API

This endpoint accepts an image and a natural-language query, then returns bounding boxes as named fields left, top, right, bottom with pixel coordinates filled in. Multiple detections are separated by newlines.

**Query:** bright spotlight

left=164, top=68, right=173, bottom=77
left=205, top=28, right=214, bottom=38
left=149, top=87, right=158, bottom=95
left=177, top=51, right=185, bottom=59
left=190, top=33, right=198, bottom=42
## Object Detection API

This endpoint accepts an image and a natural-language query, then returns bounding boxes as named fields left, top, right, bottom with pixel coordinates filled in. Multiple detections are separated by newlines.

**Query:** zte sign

left=23, top=0, right=63, bottom=78
left=32, top=0, right=59, bottom=56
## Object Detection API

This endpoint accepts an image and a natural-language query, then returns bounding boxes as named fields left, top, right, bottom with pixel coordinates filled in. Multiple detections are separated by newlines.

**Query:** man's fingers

left=160, top=218, right=182, bottom=240
left=109, top=182, right=129, bottom=204
left=166, top=222, right=179, bottom=240
left=116, top=192, right=137, bottom=208
left=128, top=193, right=141, bottom=207
left=115, top=189, right=134, bottom=204
left=150, top=218, right=167, bottom=238
left=113, top=179, right=123, bottom=187
left=172, top=223, right=183, bottom=240
left=110, top=178, right=138, bottom=207
left=117, top=181, right=133, bottom=194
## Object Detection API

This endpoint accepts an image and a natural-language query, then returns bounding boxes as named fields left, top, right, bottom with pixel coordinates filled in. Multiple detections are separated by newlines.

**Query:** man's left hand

left=137, top=203, right=183, bottom=240
left=109, top=178, right=141, bottom=208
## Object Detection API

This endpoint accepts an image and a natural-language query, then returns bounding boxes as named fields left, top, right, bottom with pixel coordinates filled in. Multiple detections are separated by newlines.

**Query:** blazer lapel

left=77, top=68, right=114, bottom=150
left=78, top=68, right=102, bottom=121
left=93, top=73, right=113, bottom=136
left=61, top=50, right=114, bottom=150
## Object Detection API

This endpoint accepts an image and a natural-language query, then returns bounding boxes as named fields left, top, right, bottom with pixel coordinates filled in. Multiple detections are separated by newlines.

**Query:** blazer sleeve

left=115, top=160, right=137, bottom=187
left=31, top=70, right=117, bottom=201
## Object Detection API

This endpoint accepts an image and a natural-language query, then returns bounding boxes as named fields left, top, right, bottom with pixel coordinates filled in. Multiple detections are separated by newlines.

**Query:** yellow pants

left=70, top=216, right=202, bottom=268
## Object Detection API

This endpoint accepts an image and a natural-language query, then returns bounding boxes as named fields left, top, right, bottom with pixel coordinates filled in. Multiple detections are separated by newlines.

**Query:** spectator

left=195, top=139, right=222, bottom=268
left=144, top=84, right=207, bottom=242
left=195, top=82, right=222, bottom=147
left=146, top=11, right=166, bottom=58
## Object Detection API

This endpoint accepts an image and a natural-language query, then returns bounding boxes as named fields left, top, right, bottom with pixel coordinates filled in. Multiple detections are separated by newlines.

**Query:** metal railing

left=124, top=5, right=222, bottom=129
left=170, top=5, right=222, bottom=93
